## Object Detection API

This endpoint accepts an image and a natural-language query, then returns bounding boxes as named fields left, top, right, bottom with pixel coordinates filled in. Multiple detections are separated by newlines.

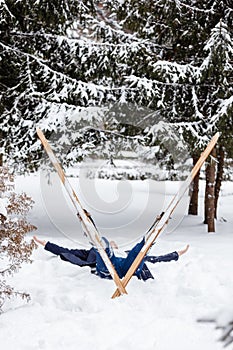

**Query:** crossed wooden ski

left=36, top=127, right=127, bottom=296
left=37, top=128, right=219, bottom=299
left=111, top=132, right=220, bottom=298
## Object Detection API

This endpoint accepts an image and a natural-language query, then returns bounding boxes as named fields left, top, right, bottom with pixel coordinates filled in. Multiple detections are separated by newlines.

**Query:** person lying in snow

left=33, top=235, right=189, bottom=281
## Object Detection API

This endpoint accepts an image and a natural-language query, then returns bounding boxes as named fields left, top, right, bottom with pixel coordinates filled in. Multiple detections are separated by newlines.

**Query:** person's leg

left=178, top=244, right=189, bottom=256
left=33, top=235, right=46, bottom=247
left=145, top=252, right=179, bottom=264
left=145, top=244, right=189, bottom=264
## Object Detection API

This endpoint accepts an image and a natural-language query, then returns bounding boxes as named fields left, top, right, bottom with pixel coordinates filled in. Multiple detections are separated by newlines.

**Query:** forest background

left=0, top=0, right=232, bottom=231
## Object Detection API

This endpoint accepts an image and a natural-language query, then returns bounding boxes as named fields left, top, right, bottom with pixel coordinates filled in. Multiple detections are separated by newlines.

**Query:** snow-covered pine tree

left=197, top=20, right=233, bottom=222
left=0, top=0, right=184, bottom=170
left=102, top=1, right=232, bottom=164
left=0, top=0, right=120, bottom=171
left=0, top=0, right=154, bottom=170
left=185, top=19, right=233, bottom=227
left=124, top=6, right=232, bottom=230
left=1, top=0, right=232, bottom=177
left=68, top=0, right=192, bottom=169
left=0, top=166, right=37, bottom=312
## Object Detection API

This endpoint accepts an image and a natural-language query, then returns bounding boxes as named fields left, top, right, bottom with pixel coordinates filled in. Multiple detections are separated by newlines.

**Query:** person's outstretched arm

left=33, top=235, right=46, bottom=247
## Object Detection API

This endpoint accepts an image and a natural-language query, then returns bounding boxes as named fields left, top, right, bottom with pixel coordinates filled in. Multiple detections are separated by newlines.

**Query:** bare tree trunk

left=204, top=167, right=209, bottom=225
left=0, top=130, right=3, bottom=166
left=204, top=148, right=217, bottom=232
left=214, top=145, right=224, bottom=219
left=188, top=155, right=200, bottom=215
left=109, top=156, right=116, bottom=167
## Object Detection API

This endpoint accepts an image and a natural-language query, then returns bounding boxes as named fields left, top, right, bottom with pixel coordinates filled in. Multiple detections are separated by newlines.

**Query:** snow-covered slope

left=0, top=175, right=232, bottom=350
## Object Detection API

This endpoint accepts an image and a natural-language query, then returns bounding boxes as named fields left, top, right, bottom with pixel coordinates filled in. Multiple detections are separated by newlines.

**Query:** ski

left=36, top=127, right=127, bottom=296
left=111, top=132, right=220, bottom=298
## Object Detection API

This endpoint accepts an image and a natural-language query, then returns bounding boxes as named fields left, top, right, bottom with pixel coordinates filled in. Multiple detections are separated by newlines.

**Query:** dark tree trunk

left=188, top=155, right=200, bottom=215
left=204, top=148, right=217, bottom=232
left=0, top=129, right=3, bottom=166
left=109, top=156, right=116, bottom=167
left=214, top=145, right=224, bottom=219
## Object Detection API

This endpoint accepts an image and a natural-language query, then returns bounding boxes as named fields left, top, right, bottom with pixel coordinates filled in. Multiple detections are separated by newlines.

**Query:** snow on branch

left=0, top=0, right=15, bottom=21
left=126, top=75, right=160, bottom=97
left=172, top=120, right=210, bottom=147
left=171, top=0, right=217, bottom=14
left=198, top=21, right=233, bottom=77
left=0, top=42, right=118, bottom=109
left=204, top=21, right=233, bottom=53
left=153, top=60, right=198, bottom=84
left=146, top=120, right=176, bottom=143
left=191, top=87, right=205, bottom=120
left=125, top=72, right=200, bottom=93
left=10, top=30, right=157, bottom=49
left=198, top=307, right=233, bottom=348
left=207, top=95, right=233, bottom=132
left=0, top=42, right=103, bottom=95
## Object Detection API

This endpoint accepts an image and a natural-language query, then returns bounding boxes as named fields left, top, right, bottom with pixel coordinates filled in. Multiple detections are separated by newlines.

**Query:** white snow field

left=0, top=174, right=232, bottom=350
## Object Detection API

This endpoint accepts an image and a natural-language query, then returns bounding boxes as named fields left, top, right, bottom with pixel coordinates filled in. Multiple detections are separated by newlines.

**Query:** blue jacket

left=95, top=237, right=179, bottom=281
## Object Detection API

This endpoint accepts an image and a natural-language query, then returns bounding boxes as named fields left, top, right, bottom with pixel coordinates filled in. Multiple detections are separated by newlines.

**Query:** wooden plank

left=112, top=132, right=219, bottom=298
left=36, top=127, right=127, bottom=296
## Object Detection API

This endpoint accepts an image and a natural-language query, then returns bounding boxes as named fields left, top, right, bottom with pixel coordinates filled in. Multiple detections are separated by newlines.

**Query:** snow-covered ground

left=1, top=174, right=233, bottom=350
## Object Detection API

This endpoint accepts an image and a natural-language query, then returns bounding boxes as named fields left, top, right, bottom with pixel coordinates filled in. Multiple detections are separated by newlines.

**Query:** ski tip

left=208, top=132, right=220, bottom=145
